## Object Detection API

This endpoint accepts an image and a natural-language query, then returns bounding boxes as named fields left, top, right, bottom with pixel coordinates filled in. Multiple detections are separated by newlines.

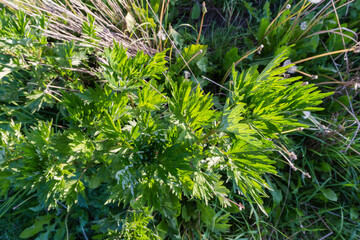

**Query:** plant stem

left=196, top=2, right=207, bottom=45
left=292, top=47, right=355, bottom=65
left=177, top=49, right=203, bottom=74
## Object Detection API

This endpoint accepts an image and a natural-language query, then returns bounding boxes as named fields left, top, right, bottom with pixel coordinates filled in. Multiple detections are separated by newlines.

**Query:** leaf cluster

left=0, top=4, right=341, bottom=240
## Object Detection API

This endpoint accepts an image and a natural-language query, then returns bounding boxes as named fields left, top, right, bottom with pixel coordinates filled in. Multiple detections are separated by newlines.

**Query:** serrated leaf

left=20, top=215, right=54, bottom=238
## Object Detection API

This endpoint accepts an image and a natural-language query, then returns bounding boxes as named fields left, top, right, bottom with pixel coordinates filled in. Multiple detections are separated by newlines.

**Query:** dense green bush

left=1, top=0, right=359, bottom=239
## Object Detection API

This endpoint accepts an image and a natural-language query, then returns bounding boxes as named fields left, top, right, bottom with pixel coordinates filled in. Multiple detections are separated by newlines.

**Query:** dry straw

left=0, top=0, right=156, bottom=56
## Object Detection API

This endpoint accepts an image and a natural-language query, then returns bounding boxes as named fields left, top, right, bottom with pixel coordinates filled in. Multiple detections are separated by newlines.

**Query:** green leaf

left=138, top=82, right=167, bottom=110
left=150, top=0, right=160, bottom=13
left=350, top=208, right=359, bottom=220
left=220, top=103, right=262, bottom=147
left=82, top=14, right=100, bottom=43
left=258, top=18, right=270, bottom=40
left=196, top=201, right=230, bottom=234
left=169, top=79, right=214, bottom=130
left=319, top=162, right=332, bottom=173
left=181, top=205, right=192, bottom=222
left=191, top=3, right=201, bottom=19
left=267, top=179, right=283, bottom=205
left=223, top=47, right=240, bottom=71
left=229, top=48, right=331, bottom=138
left=102, top=42, right=167, bottom=90
left=53, top=223, right=66, bottom=240
left=20, top=215, right=54, bottom=238
left=321, top=188, right=338, bottom=202
left=156, top=219, right=168, bottom=239
left=64, top=180, right=86, bottom=205
left=196, top=56, right=208, bottom=73
left=172, top=44, right=207, bottom=73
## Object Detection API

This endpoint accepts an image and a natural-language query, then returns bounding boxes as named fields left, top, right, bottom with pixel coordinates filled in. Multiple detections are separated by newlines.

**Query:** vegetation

left=0, top=0, right=359, bottom=239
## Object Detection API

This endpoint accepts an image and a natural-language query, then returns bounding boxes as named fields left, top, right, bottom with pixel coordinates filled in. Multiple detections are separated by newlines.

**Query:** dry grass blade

left=1, top=0, right=156, bottom=56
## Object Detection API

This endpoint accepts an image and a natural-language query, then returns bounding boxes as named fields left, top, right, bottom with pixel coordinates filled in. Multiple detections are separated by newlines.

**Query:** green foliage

left=229, top=49, right=332, bottom=138
left=171, top=44, right=208, bottom=74
left=102, top=41, right=167, bottom=90
left=82, top=14, right=101, bottom=43
left=0, top=35, right=329, bottom=238
left=1, top=1, right=359, bottom=239
left=19, top=214, right=55, bottom=238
